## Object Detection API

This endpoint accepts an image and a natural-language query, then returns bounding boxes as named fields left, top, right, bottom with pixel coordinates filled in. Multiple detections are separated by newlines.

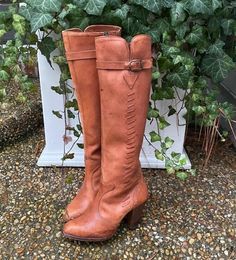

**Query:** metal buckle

left=128, top=59, right=143, bottom=72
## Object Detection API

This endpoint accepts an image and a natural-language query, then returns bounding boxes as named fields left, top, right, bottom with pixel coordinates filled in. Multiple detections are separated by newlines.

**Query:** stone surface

left=0, top=128, right=235, bottom=259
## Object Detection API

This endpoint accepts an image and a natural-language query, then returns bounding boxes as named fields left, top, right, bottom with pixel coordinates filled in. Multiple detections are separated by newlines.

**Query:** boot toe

left=63, top=219, right=89, bottom=240
left=63, top=217, right=115, bottom=241
left=63, top=220, right=75, bottom=236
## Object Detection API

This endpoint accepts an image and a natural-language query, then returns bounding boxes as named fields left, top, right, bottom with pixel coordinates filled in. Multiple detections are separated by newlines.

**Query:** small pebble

left=197, top=233, right=202, bottom=240
left=45, top=226, right=51, bottom=232
left=189, top=238, right=195, bottom=245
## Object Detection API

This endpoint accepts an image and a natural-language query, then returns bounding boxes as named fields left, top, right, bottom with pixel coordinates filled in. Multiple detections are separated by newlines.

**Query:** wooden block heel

left=125, top=203, right=145, bottom=229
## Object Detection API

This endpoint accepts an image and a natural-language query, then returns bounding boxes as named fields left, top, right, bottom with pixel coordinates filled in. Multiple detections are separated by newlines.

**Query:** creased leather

left=63, top=35, right=152, bottom=240
left=61, top=25, right=121, bottom=221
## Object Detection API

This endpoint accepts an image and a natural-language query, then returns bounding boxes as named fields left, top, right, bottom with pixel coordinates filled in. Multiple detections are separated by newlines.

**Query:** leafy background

left=0, top=0, right=236, bottom=179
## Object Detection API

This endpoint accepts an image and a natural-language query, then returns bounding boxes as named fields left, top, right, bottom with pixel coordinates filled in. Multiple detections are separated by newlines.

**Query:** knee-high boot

left=62, top=25, right=121, bottom=221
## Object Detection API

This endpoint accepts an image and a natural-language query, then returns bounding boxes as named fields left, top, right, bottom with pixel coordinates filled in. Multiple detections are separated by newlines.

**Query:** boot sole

left=63, top=232, right=114, bottom=242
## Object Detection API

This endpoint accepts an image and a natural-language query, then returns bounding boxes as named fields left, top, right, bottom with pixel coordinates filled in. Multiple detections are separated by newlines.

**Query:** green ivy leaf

left=166, top=166, right=176, bottom=174
left=202, top=54, right=235, bottom=82
left=172, top=54, right=194, bottom=71
left=208, top=16, right=221, bottom=34
left=65, top=99, right=78, bottom=110
left=12, top=14, right=26, bottom=36
left=151, top=91, right=157, bottom=101
left=16, top=92, right=27, bottom=103
left=30, top=12, right=53, bottom=32
left=186, top=25, right=204, bottom=45
left=129, top=0, right=162, bottom=14
left=162, top=44, right=180, bottom=57
left=212, top=0, right=222, bottom=11
left=58, top=4, right=77, bottom=19
left=51, top=86, right=64, bottom=95
left=73, top=0, right=87, bottom=8
left=73, top=129, right=81, bottom=137
left=207, top=40, right=225, bottom=56
left=19, top=6, right=32, bottom=20
left=192, top=105, right=206, bottom=115
left=62, top=153, right=75, bottom=160
left=158, top=56, right=173, bottom=72
left=0, top=70, right=10, bottom=82
left=161, top=0, right=174, bottom=8
left=176, top=171, right=188, bottom=180
left=38, top=37, right=56, bottom=67
left=164, top=136, right=174, bottom=148
left=149, top=131, right=161, bottom=142
left=53, top=55, right=67, bottom=65
left=84, top=0, right=107, bottom=15
left=76, top=124, right=83, bottom=131
left=77, top=17, right=90, bottom=30
left=185, top=0, right=212, bottom=15
left=122, top=17, right=149, bottom=37
left=113, top=4, right=129, bottom=20
left=175, top=23, right=190, bottom=39
left=168, top=105, right=176, bottom=116
left=148, top=108, right=159, bottom=118
left=148, top=18, right=171, bottom=43
left=152, top=71, right=160, bottom=80
left=27, top=0, right=63, bottom=13
left=129, top=5, right=150, bottom=25
left=67, top=109, right=75, bottom=119
left=170, top=2, right=186, bottom=26
left=155, top=149, right=165, bottom=161
left=171, top=151, right=181, bottom=161
left=52, top=110, right=63, bottom=119
left=179, top=157, right=187, bottom=166
left=159, top=117, right=171, bottom=130
left=167, top=66, right=191, bottom=89
left=0, top=29, right=7, bottom=38
left=77, top=143, right=84, bottom=149
left=221, top=19, right=235, bottom=35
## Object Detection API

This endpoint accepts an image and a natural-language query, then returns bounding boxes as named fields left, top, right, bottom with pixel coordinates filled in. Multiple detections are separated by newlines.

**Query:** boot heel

left=125, top=203, right=145, bottom=230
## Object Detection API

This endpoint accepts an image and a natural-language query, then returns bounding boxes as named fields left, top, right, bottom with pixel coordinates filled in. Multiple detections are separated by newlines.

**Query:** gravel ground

left=0, top=128, right=235, bottom=259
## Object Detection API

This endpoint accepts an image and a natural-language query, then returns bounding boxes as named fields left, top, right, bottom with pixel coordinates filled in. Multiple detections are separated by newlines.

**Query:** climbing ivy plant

left=1, top=0, right=236, bottom=179
left=0, top=0, right=37, bottom=103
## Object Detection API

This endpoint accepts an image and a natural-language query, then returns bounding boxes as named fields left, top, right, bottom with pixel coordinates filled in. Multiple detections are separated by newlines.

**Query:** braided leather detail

left=124, top=91, right=137, bottom=183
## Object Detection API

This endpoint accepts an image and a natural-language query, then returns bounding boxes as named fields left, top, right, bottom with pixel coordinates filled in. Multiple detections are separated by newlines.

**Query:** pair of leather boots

left=62, top=25, right=152, bottom=242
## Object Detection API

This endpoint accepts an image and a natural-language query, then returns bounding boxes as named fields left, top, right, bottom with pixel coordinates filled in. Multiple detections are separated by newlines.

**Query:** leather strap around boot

left=66, top=50, right=96, bottom=61
left=96, top=59, right=152, bottom=71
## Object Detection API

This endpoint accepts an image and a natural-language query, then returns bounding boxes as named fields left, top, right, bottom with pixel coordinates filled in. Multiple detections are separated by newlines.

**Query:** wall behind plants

left=1, top=0, right=236, bottom=178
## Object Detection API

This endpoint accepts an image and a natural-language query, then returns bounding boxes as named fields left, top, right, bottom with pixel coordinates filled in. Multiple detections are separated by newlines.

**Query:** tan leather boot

left=62, top=25, right=121, bottom=222
left=63, top=35, right=152, bottom=241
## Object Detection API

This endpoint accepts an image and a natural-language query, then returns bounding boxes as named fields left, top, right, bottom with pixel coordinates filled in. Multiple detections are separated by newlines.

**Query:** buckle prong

left=128, top=59, right=143, bottom=72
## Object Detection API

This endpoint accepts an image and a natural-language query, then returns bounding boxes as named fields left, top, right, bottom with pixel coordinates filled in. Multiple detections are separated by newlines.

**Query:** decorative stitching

left=124, top=88, right=137, bottom=184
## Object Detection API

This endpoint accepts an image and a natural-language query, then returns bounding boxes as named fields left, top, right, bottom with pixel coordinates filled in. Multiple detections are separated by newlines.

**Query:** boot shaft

left=61, top=25, right=121, bottom=161
left=95, top=35, right=152, bottom=184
